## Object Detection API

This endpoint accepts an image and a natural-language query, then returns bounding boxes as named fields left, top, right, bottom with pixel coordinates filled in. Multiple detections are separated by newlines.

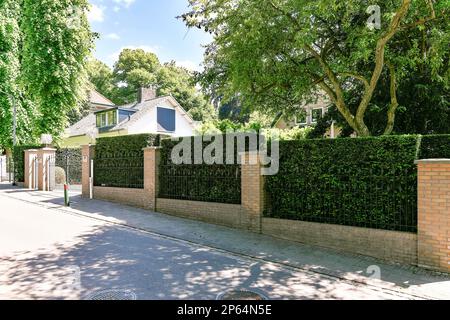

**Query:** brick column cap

left=143, top=146, right=162, bottom=151
left=415, top=159, right=450, bottom=165
left=39, top=147, right=57, bottom=151
left=24, top=149, right=39, bottom=152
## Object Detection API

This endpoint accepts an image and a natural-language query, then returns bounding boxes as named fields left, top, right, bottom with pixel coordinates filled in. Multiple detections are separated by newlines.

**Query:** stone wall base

left=93, top=186, right=152, bottom=209
left=157, top=198, right=244, bottom=229
left=262, top=217, right=418, bottom=265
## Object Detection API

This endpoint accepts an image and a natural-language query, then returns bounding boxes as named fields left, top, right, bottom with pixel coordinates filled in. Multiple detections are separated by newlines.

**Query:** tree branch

left=355, top=0, right=411, bottom=133
left=400, top=0, right=436, bottom=30
left=339, top=73, right=370, bottom=91
left=384, top=62, right=399, bottom=135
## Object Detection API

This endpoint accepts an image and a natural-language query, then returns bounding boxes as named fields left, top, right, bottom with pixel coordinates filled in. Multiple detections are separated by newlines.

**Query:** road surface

left=0, top=192, right=418, bottom=300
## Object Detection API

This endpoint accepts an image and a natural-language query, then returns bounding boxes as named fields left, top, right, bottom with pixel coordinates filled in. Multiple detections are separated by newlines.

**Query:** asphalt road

left=0, top=193, right=416, bottom=300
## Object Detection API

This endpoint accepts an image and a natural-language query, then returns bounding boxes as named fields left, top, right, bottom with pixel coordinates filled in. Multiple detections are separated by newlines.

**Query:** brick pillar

left=37, top=148, right=56, bottom=191
left=81, top=145, right=93, bottom=198
left=241, top=151, right=264, bottom=232
left=416, top=159, right=450, bottom=272
left=143, top=147, right=160, bottom=210
left=24, top=149, right=38, bottom=189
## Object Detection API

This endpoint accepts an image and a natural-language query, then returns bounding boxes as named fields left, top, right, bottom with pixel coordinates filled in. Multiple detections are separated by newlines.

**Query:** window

left=295, top=110, right=307, bottom=125
left=311, top=108, right=323, bottom=123
left=96, top=110, right=118, bottom=128
left=157, top=107, right=176, bottom=132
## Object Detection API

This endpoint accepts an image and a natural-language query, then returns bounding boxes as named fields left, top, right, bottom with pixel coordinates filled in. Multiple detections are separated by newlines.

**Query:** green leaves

left=21, top=0, right=94, bottom=141
left=183, top=0, right=448, bottom=136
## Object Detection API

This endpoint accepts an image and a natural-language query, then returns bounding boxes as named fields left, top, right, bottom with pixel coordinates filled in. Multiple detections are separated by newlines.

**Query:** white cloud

left=105, top=33, right=121, bottom=40
left=113, top=0, right=136, bottom=8
left=87, top=4, right=105, bottom=23
left=113, top=6, right=121, bottom=12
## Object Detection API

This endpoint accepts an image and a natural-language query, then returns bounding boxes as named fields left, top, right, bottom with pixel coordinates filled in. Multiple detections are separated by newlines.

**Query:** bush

left=55, top=167, right=66, bottom=185
left=13, top=144, right=41, bottom=182
left=94, top=134, right=160, bottom=189
left=265, top=135, right=420, bottom=232
left=158, top=134, right=257, bottom=204
left=418, top=134, right=450, bottom=159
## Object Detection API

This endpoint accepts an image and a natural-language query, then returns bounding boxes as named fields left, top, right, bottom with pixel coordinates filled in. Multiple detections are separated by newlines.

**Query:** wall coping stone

left=143, top=146, right=162, bottom=151
left=415, top=159, right=450, bottom=164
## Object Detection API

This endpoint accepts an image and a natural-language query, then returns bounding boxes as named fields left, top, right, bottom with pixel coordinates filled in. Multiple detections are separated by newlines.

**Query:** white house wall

left=127, top=103, right=195, bottom=137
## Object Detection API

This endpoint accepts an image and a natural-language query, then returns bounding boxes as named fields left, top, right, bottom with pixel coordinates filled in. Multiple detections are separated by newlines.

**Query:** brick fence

left=416, top=159, right=450, bottom=272
left=78, top=143, right=450, bottom=272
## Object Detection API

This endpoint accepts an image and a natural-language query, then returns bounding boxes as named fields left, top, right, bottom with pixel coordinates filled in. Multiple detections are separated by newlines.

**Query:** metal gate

left=55, top=148, right=82, bottom=187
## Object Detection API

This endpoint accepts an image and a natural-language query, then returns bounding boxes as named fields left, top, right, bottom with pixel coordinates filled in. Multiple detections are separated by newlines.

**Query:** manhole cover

left=217, top=289, right=268, bottom=300
left=85, top=289, right=137, bottom=300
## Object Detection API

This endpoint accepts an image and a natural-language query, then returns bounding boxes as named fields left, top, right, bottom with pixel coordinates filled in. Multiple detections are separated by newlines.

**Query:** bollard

left=64, top=183, right=70, bottom=207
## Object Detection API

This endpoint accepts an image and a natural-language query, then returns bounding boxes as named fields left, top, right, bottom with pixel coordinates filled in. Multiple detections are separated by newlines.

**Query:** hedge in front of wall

left=93, top=134, right=160, bottom=189
left=13, top=144, right=41, bottom=182
left=157, top=134, right=260, bottom=204
left=264, top=135, right=420, bottom=232
left=418, top=134, right=450, bottom=159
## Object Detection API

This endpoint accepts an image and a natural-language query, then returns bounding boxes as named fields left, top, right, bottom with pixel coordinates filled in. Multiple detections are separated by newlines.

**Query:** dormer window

left=96, top=110, right=118, bottom=128
left=157, top=107, right=176, bottom=132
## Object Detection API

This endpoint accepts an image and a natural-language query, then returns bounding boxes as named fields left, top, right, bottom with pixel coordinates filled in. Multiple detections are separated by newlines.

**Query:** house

left=61, top=87, right=199, bottom=147
left=272, top=93, right=339, bottom=138
left=88, top=89, right=115, bottom=111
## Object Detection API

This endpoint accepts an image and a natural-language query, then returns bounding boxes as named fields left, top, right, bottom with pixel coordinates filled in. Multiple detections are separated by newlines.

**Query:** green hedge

left=419, top=134, right=450, bottom=159
left=265, top=136, right=419, bottom=232
left=13, top=144, right=41, bottom=182
left=158, top=134, right=259, bottom=204
left=94, top=134, right=160, bottom=189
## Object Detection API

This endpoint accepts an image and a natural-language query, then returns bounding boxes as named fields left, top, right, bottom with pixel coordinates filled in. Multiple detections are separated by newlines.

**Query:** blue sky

left=88, top=0, right=212, bottom=70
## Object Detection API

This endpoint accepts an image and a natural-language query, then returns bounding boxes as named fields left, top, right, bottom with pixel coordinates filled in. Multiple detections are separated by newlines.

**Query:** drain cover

left=217, top=289, right=268, bottom=300
left=85, top=289, right=137, bottom=300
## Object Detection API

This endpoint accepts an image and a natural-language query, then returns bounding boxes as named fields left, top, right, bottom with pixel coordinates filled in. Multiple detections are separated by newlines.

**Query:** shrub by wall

left=94, top=134, right=160, bottom=189
left=13, top=145, right=41, bottom=182
left=265, top=136, right=419, bottom=232
left=419, top=134, right=450, bottom=159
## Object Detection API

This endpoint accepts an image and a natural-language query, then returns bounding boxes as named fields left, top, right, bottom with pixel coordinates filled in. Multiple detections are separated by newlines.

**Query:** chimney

left=137, top=86, right=157, bottom=103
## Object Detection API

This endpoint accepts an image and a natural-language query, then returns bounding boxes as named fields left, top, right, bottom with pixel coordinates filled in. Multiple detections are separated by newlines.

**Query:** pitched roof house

left=271, top=92, right=339, bottom=138
left=62, top=87, right=200, bottom=147
left=88, top=89, right=115, bottom=111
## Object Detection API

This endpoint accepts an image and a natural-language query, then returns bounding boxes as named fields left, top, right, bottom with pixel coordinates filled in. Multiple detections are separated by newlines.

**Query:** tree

left=87, top=58, right=114, bottom=99
left=309, top=69, right=450, bottom=138
left=182, top=0, right=448, bottom=136
left=0, top=0, right=37, bottom=148
left=157, top=61, right=215, bottom=121
left=110, top=49, right=216, bottom=121
left=21, top=0, right=94, bottom=141
left=111, top=48, right=160, bottom=104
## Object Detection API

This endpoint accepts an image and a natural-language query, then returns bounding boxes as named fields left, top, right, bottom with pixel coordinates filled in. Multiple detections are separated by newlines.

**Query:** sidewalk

left=1, top=183, right=449, bottom=300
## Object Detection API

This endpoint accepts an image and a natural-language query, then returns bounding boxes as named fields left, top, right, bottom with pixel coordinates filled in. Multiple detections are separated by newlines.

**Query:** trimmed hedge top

left=95, top=134, right=161, bottom=159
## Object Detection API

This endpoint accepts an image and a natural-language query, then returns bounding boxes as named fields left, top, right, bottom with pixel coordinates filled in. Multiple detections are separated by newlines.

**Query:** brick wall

left=416, top=159, right=450, bottom=272
left=93, top=186, right=152, bottom=209
left=157, top=198, right=243, bottom=229
left=262, top=218, right=417, bottom=265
